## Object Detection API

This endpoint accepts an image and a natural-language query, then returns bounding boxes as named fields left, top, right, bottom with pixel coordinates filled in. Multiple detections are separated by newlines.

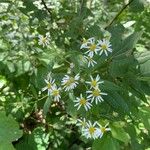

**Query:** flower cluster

left=81, top=30, right=112, bottom=67
left=77, top=118, right=111, bottom=139
left=42, top=30, right=112, bottom=140
left=74, top=74, right=107, bottom=111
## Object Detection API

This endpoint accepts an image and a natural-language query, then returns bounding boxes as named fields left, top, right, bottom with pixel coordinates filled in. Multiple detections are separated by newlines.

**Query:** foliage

left=0, top=0, right=150, bottom=149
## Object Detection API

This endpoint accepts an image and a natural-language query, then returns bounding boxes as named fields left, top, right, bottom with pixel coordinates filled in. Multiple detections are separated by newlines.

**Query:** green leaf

left=92, top=135, right=119, bottom=150
left=67, top=92, right=77, bottom=117
left=0, top=112, right=23, bottom=147
left=15, top=127, right=49, bottom=150
left=135, top=51, right=150, bottom=77
left=105, top=92, right=129, bottom=115
left=110, top=123, right=131, bottom=144
left=43, top=96, right=52, bottom=116
left=139, top=107, right=150, bottom=130
left=130, top=0, right=145, bottom=12
left=0, top=141, right=15, bottom=150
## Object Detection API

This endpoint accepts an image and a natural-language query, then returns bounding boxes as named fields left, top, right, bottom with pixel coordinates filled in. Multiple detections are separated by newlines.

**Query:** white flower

left=82, top=121, right=99, bottom=139
left=50, top=84, right=61, bottom=102
left=86, top=88, right=107, bottom=104
left=84, top=37, right=100, bottom=57
left=42, top=73, right=55, bottom=96
left=61, top=74, right=80, bottom=91
left=96, top=123, right=111, bottom=138
left=84, top=55, right=97, bottom=67
left=98, top=39, right=112, bottom=56
left=38, top=32, right=50, bottom=47
left=76, top=118, right=87, bottom=128
left=86, top=75, right=104, bottom=89
left=80, top=38, right=92, bottom=49
left=74, top=94, right=92, bottom=111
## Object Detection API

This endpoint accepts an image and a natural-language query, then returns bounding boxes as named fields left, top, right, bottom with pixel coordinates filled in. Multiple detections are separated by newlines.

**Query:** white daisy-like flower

left=80, top=38, right=93, bottom=49
left=42, top=73, right=55, bottom=96
left=84, top=37, right=100, bottom=57
left=86, top=75, right=104, bottom=89
left=50, top=84, right=61, bottom=102
left=84, top=55, right=97, bottom=67
left=38, top=32, right=50, bottom=47
left=74, top=94, right=92, bottom=111
left=82, top=121, right=99, bottom=139
left=98, top=39, right=112, bottom=56
left=86, top=88, right=107, bottom=104
left=96, top=123, right=111, bottom=138
left=76, top=118, right=87, bottom=128
left=61, top=74, right=80, bottom=91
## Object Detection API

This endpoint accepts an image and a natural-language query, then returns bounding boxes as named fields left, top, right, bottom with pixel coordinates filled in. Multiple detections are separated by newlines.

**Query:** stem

left=105, top=0, right=134, bottom=29
left=41, top=0, right=53, bottom=21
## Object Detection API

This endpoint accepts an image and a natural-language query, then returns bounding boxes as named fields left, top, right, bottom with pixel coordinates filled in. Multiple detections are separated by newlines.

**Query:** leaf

left=130, top=0, right=145, bottom=12
left=101, top=80, right=124, bottom=91
left=135, top=51, right=150, bottom=77
left=66, top=92, right=77, bottom=117
left=43, top=97, right=52, bottom=116
left=110, top=123, right=131, bottom=144
left=15, top=127, right=49, bottom=150
left=92, top=135, right=119, bottom=150
left=0, top=112, right=23, bottom=148
left=0, top=141, right=15, bottom=150
left=139, top=107, right=150, bottom=130
left=105, top=92, right=129, bottom=115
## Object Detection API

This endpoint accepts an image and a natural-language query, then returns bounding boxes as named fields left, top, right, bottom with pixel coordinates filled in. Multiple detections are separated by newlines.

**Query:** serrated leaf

left=105, top=92, right=129, bottom=115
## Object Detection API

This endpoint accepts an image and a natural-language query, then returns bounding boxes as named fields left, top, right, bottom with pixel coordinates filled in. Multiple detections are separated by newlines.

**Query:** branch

left=41, top=0, right=53, bottom=20
left=105, top=0, right=134, bottom=29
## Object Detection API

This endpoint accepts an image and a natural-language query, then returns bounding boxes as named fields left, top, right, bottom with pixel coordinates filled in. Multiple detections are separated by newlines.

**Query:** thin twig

left=41, top=0, right=53, bottom=20
left=105, top=0, right=134, bottom=29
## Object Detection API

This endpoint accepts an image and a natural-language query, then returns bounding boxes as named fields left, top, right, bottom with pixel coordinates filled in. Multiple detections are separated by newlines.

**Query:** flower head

left=42, top=73, right=55, bottom=96
left=50, top=84, right=61, bottom=102
left=98, top=39, right=112, bottom=56
left=86, top=75, right=104, bottom=89
left=86, top=88, right=107, bottom=104
left=84, top=37, right=100, bottom=57
left=84, top=55, right=97, bottom=67
left=38, top=32, right=50, bottom=47
left=61, top=74, right=80, bottom=91
left=74, top=94, right=92, bottom=111
left=96, top=123, right=111, bottom=138
left=82, top=121, right=99, bottom=139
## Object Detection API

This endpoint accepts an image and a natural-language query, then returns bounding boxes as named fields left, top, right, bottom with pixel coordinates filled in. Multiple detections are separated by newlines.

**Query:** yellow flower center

left=47, top=83, right=52, bottom=89
left=101, top=44, right=107, bottom=50
left=79, top=98, right=87, bottom=105
left=90, top=44, right=96, bottom=51
left=101, top=127, right=106, bottom=133
left=91, top=80, right=97, bottom=87
left=89, top=127, right=96, bottom=135
left=42, top=37, right=47, bottom=43
left=92, top=89, right=100, bottom=97
left=52, top=90, right=59, bottom=96
left=65, top=77, right=75, bottom=86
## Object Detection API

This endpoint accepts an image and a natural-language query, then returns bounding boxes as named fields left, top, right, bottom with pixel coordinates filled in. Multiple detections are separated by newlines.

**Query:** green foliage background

left=0, top=0, right=150, bottom=149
